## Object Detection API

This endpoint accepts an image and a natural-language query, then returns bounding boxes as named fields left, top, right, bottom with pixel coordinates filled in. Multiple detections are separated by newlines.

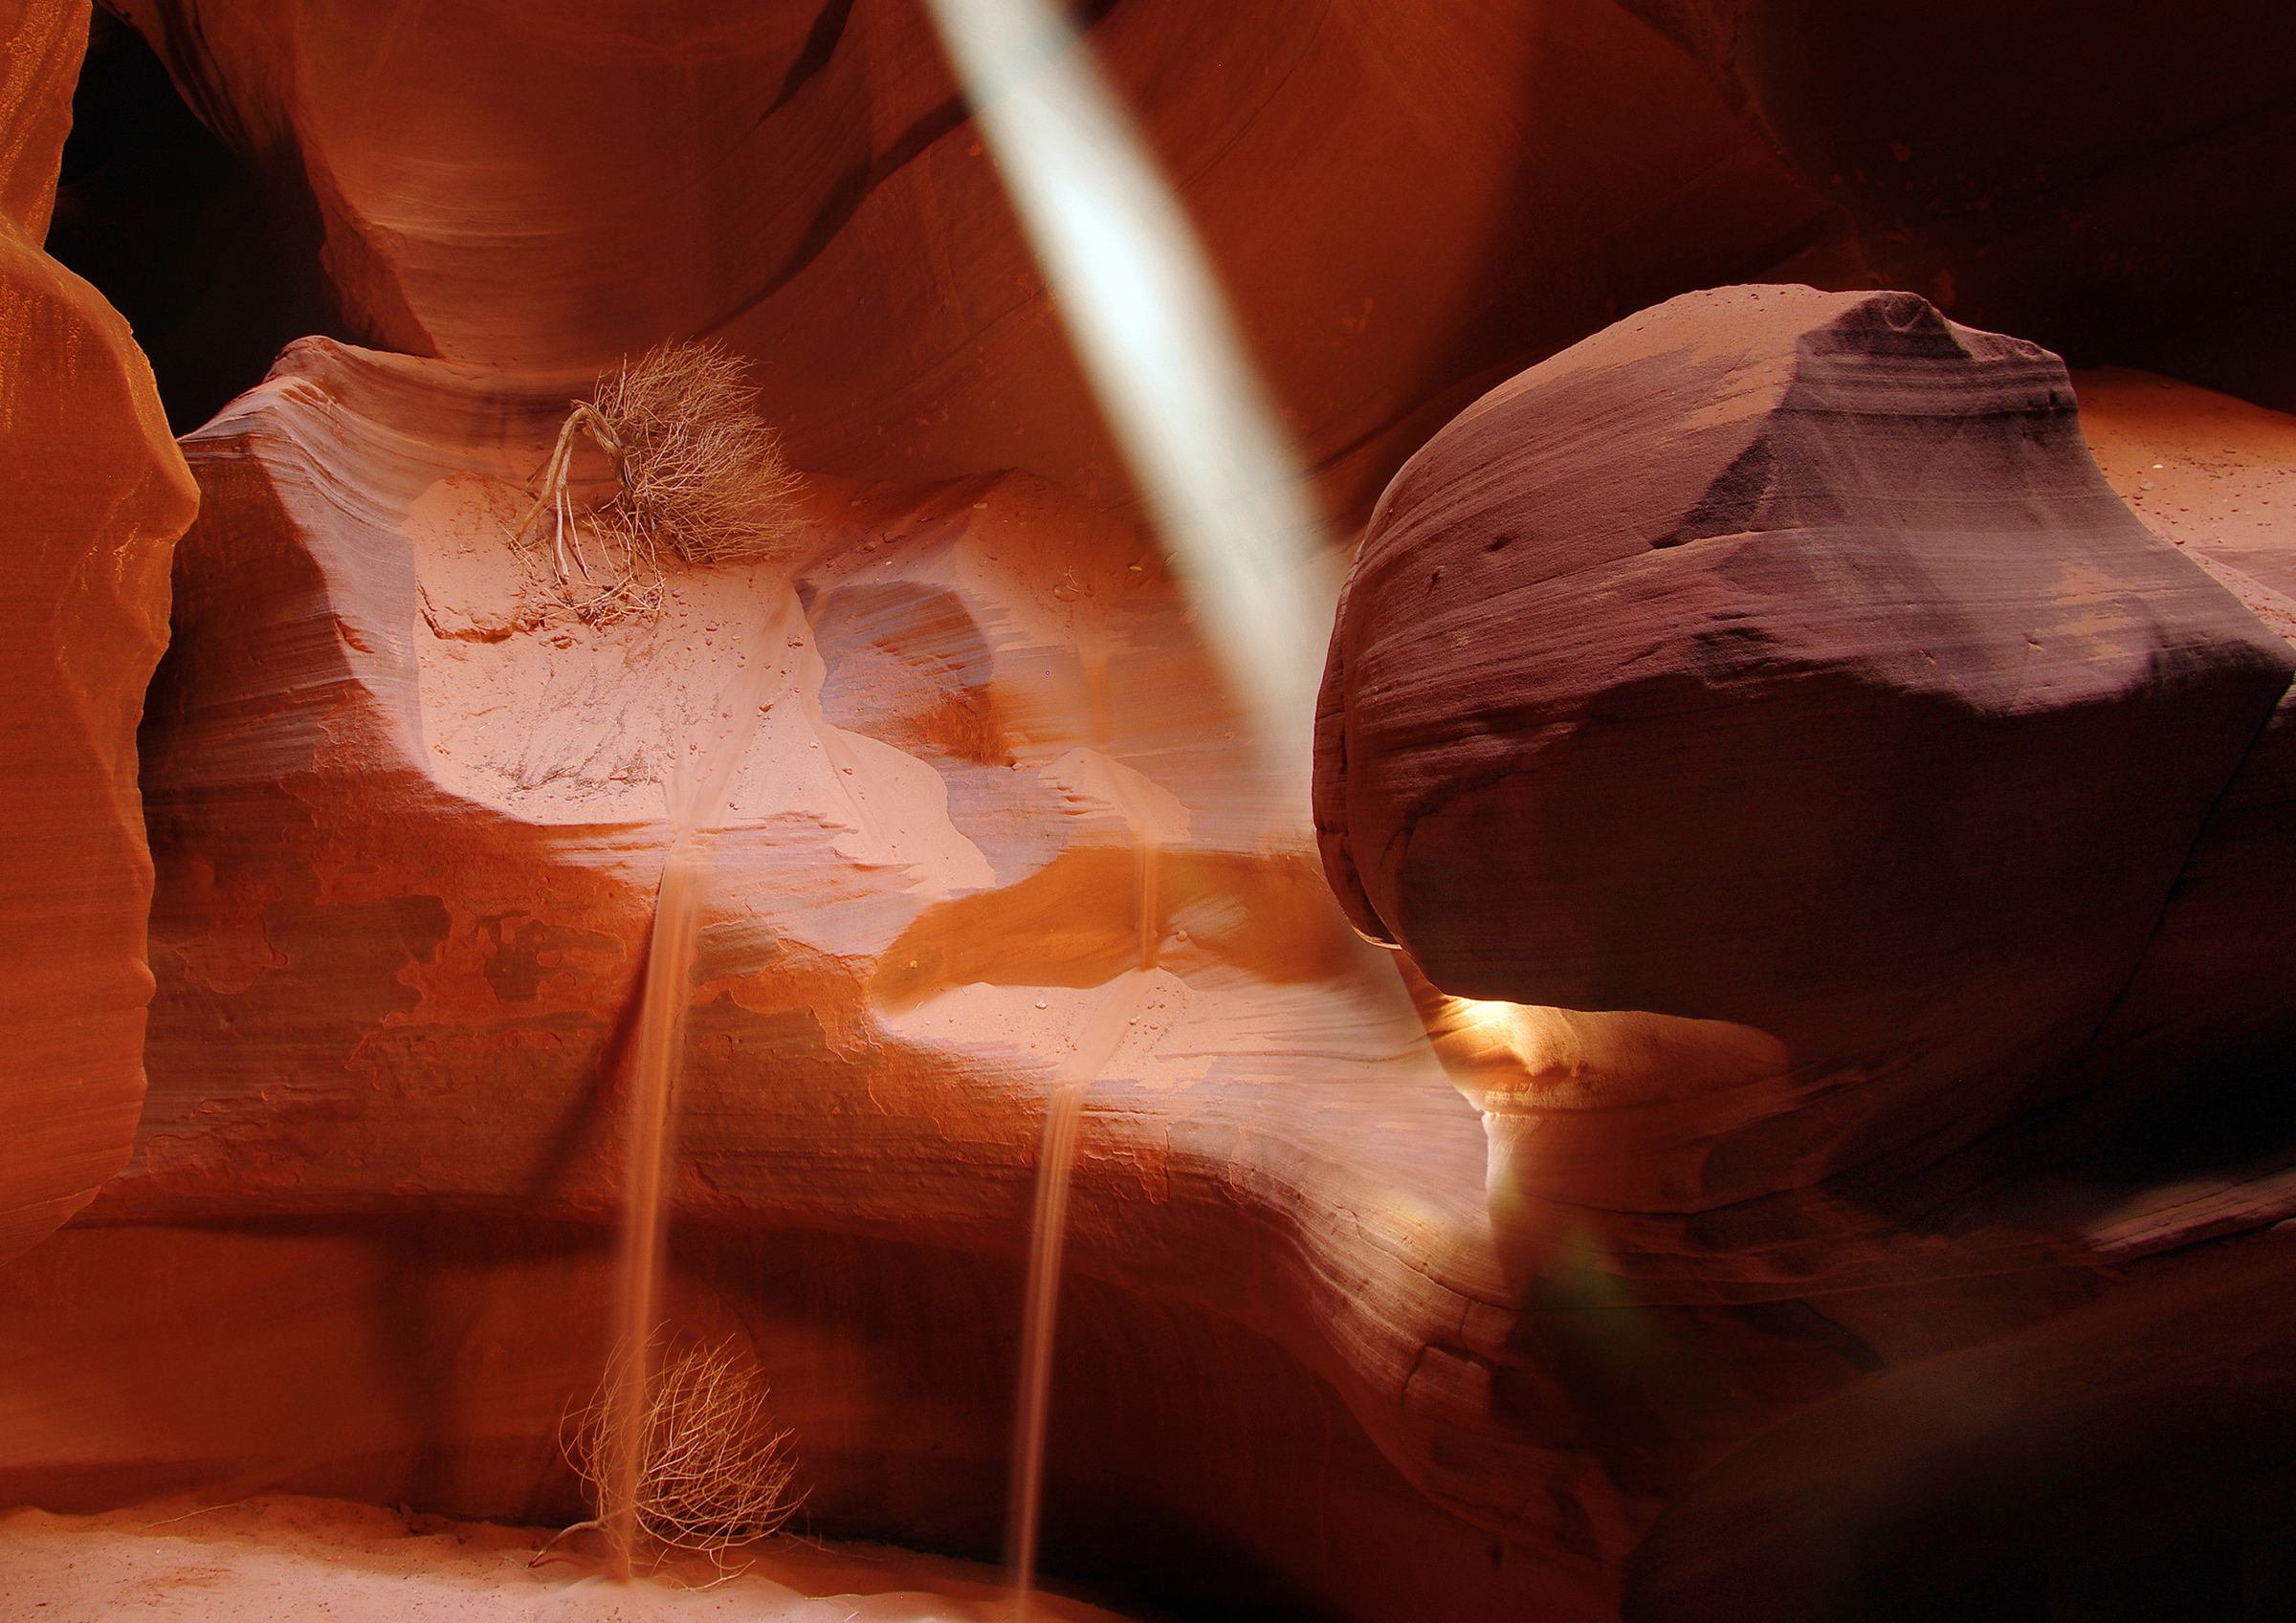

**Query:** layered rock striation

left=33, top=338, right=1647, bottom=1620
left=102, top=0, right=1839, bottom=523
left=1317, top=286, right=2291, bottom=1198
left=9, top=0, right=2290, bottom=1613
left=1315, top=285, right=2296, bottom=1618
left=0, top=0, right=198, bottom=1264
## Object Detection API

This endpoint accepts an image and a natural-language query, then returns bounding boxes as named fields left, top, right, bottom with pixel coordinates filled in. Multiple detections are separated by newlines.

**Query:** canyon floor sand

left=0, top=1494, right=1140, bottom=1622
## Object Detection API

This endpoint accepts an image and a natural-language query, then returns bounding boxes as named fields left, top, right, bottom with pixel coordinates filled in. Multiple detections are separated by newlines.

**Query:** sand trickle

left=1006, top=629, right=1174, bottom=1622
left=1005, top=969, right=1149, bottom=1621
left=600, top=589, right=792, bottom=1579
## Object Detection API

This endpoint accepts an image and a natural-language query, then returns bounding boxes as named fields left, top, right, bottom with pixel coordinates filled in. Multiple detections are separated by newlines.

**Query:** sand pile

left=0, top=1494, right=1139, bottom=1622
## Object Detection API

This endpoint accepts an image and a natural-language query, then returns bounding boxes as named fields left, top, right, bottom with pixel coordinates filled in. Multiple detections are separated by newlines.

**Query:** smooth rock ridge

left=1315, top=284, right=2294, bottom=1195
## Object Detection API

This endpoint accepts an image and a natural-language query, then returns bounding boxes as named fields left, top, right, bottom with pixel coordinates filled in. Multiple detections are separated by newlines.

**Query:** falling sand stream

left=599, top=822, right=707, bottom=1580
left=598, top=565, right=1176, bottom=1616
left=1004, top=964, right=1148, bottom=1620
left=1006, top=625, right=1164, bottom=1622
left=601, top=593, right=787, bottom=1582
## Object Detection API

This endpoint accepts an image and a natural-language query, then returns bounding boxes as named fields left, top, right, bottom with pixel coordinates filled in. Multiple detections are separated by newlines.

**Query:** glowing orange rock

left=0, top=0, right=198, bottom=1262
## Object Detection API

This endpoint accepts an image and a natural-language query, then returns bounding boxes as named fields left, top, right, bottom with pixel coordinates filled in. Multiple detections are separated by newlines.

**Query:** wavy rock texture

left=19, top=313, right=2286, bottom=1620
left=1317, top=286, right=2289, bottom=1157
left=2, top=1223, right=1575, bottom=1622
left=1315, top=289, right=2296, bottom=1619
left=29, top=340, right=1665, bottom=1620
left=0, top=0, right=198, bottom=1263
left=1624, top=1225, right=2296, bottom=1622
left=12, top=3, right=2291, bottom=1618
left=103, top=0, right=1839, bottom=521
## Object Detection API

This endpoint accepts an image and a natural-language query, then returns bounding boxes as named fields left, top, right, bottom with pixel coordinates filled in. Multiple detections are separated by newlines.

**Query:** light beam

left=922, top=0, right=1329, bottom=805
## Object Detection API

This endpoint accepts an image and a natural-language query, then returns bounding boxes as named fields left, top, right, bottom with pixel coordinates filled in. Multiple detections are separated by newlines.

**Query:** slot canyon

left=2, top=1, right=2292, bottom=1619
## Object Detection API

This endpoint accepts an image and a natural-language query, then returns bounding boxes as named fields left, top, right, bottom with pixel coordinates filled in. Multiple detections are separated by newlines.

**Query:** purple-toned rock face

left=1316, top=286, right=2292, bottom=1166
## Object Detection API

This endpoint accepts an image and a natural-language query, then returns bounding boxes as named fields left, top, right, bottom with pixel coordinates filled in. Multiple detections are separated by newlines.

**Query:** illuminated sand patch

left=0, top=1496, right=1140, bottom=1622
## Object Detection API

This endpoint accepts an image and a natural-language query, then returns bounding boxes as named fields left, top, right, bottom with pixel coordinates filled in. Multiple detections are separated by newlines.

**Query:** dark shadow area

left=1738, top=0, right=2296, bottom=411
left=47, top=9, right=342, bottom=431
left=1929, top=1024, right=2296, bottom=1258
left=1624, top=1239, right=2296, bottom=1622
left=2056, top=1032, right=2296, bottom=1195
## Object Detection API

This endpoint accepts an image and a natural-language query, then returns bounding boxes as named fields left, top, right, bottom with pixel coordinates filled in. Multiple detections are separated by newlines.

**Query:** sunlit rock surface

left=29, top=340, right=1673, bottom=1621
left=121, top=338, right=1402, bottom=1239
left=35, top=311, right=2293, bottom=1621
left=10, top=3, right=2291, bottom=1618
left=0, top=0, right=198, bottom=1263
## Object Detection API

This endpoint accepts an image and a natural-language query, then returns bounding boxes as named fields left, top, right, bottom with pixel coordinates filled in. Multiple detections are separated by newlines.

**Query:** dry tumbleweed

left=512, top=340, right=804, bottom=623
left=535, top=1334, right=802, bottom=1571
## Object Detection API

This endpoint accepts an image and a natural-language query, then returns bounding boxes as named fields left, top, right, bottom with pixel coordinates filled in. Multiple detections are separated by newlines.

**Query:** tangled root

left=543, top=1334, right=803, bottom=1567
left=512, top=340, right=804, bottom=624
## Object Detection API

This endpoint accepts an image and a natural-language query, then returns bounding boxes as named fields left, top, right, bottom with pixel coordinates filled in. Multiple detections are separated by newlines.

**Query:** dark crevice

left=758, top=0, right=859, bottom=126
left=49, top=9, right=345, bottom=431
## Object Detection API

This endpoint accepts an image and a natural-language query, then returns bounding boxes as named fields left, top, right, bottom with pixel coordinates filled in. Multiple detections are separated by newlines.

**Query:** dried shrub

left=541, top=1334, right=802, bottom=1568
left=512, top=340, right=804, bottom=624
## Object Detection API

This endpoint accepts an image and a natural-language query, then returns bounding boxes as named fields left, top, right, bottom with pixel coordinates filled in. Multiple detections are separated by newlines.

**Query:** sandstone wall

left=0, top=0, right=197, bottom=1263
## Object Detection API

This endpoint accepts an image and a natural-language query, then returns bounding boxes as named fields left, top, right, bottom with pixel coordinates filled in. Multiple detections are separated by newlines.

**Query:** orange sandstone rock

left=1311, top=289, right=2296, bottom=1618
left=33, top=1, right=2295, bottom=1608
left=109, top=340, right=1685, bottom=1615
left=107, top=0, right=1835, bottom=522
left=0, top=0, right=197, bottom=1263
left=85, top=320, right=2254, bottom=1618
left=90, top=322, right=2060, bottom=1617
